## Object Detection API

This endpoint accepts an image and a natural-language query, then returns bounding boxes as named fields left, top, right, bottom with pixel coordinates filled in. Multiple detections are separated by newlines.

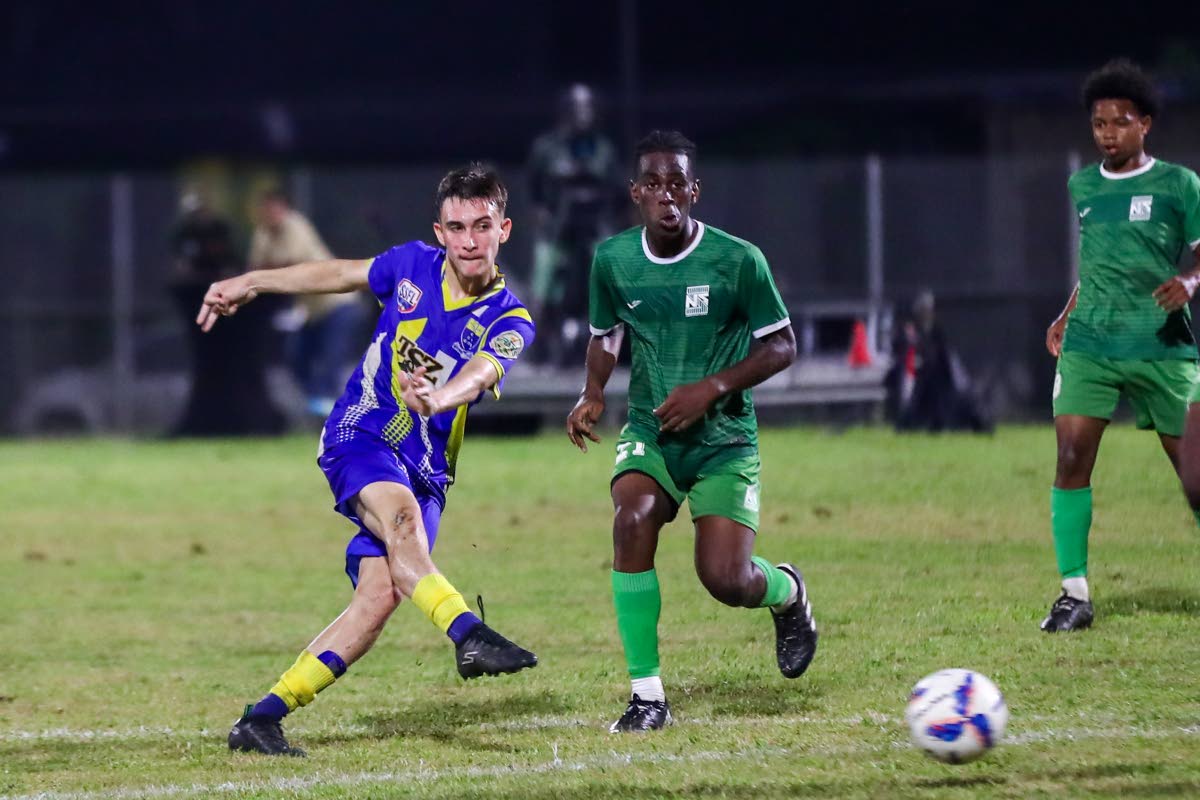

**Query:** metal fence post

left=111, top=174, right=135, bottom=432
left=865, top=154, right=884, bottom=357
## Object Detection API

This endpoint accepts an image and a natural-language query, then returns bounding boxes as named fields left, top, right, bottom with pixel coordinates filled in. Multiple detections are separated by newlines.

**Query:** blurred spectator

left=527, top=83, right=623, bottom=365
left=170, top=188, right=237, bottom=285
left=248, top=189, right=368, bottom=416
left=890, top=290, right=991, bottom=433
left=168, top=187, right=285, bottom=435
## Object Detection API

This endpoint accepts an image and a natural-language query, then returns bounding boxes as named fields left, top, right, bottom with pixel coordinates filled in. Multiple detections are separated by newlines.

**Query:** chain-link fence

left=3, top=153, right=1195, bottom=435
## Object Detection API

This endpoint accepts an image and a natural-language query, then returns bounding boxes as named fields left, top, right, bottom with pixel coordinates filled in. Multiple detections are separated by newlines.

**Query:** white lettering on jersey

left=685, top=285, right=710, bottom=317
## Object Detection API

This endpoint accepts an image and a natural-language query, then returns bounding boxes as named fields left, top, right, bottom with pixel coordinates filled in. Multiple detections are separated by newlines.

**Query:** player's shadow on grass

left=312, top=691, right=572, bottom=749
left=677, top=677, right=824, bottom=718
left=1103, top=588, right=1200, bottom=618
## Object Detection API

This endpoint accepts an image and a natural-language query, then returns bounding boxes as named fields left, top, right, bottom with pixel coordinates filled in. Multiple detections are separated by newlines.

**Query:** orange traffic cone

left=848, top=319, right=872, bottom=367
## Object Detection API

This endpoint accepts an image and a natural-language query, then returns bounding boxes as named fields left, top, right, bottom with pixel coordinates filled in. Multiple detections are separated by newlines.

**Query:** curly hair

left=1082, top=59, right=1161, bottom=117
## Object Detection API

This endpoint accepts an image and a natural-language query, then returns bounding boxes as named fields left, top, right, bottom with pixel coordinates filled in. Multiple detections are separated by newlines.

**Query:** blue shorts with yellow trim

left=317, top=435, right=445, bottom=587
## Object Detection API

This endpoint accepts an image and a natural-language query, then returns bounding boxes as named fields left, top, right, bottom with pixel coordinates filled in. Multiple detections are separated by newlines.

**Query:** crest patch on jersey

left=396, top=279, right=423, bottom=313
left=489, top=330, right=525, bottom=360
left=455, top=318, right=486, bottom=359
left=685, top=285, right=710, bottom=317
left=1129, top=195, right=1153, bottom=222
left=395, top=335, right=444, bottom=383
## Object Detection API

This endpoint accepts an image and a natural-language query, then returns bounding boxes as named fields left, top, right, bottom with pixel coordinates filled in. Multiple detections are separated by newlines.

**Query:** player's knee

left=379, top=497, right=423, bottom=547
left=612, top=504, right=657, bottom=545
left=1055, top=439, right=1088, bottom=482
left=697, top=561, right=756, bottom=608
left=353, top=572, right=401, bottom=626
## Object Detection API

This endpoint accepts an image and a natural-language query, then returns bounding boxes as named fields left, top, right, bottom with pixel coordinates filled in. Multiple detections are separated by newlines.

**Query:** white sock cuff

left=631, top=676, right=665, bottom=702
left=1062, top=576, right=1090, bottom=602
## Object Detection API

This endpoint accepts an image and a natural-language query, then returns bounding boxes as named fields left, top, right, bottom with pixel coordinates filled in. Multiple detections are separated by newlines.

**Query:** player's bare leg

left=1178, top=405, right=1200, bottom=513
left=609, top=473, right=673, bottom=732
left=306, top=556, right=401, bottom=665
left=1043, top=414, right=1107, bottom=632
left=694, top=516, right=816, bottom=678
left=229, top=558, right=399, bottom=757
left=354, top=480, right=536, bottom=678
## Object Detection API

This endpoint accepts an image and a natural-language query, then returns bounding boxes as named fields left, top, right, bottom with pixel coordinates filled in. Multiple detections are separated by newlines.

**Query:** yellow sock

left=411, top=573, right=471, bottom=633
left=268, top=651, right=337, bottom=712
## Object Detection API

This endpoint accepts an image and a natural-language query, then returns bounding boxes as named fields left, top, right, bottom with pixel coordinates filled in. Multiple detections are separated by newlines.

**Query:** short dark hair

left=434, top=162, right=508, bottom=218
left=1082, top=59, right=1161, bottom=118
left=259, top=187, right=290, bottom=206
left=633, top=130, right=697, bottom=173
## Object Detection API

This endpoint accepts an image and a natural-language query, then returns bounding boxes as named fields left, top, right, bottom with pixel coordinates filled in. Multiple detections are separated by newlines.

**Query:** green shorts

left=610, top=424, right=761, bottom=531
left=1053, top=350, right=1199, bottom=437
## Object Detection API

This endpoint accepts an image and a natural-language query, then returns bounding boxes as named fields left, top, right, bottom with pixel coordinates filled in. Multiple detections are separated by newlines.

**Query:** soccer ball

left=905, top=669, right=1008, bottom=764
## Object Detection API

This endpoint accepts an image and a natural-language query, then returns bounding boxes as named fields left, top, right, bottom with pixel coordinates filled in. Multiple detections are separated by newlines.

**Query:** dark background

left=3, top=1, right=1200, bottom=168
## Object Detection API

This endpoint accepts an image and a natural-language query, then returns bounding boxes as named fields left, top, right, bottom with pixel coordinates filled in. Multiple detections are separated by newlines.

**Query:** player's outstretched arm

left=196, top=258, right=372, bottom=332
left=567, top=329, right=623, bottom=452
left=655, top=325, right=797, bottom=433
left=1046, top=284, right=1079, bottom=357
left=396, top=356, right=500, bottom=418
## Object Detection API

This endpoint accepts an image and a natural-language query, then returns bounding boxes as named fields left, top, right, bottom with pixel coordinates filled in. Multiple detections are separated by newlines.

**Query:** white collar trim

left=1100, top=157, right=1156, bottom=180
left=641, top=221, right=706, bottom=264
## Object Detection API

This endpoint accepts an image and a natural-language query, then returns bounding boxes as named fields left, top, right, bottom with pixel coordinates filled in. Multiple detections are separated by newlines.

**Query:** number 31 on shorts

left=615, top=441, right=646, bottom=464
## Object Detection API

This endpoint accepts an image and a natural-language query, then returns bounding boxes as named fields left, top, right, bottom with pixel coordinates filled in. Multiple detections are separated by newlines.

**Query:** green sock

left=751, top=556, right=793, bottom=608
left=611, top=569, right=661, bottom=679
left=1051, top=486, right=1092, bottom=578
left=1193, top=509, right=1200, bottom=530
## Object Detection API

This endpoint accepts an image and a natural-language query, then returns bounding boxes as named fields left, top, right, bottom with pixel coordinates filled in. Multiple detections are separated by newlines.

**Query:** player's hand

left=196, top=275, right=259, bottom=332
left=654, top=379, right=720, bottom=433
left=567, top=392, right=604, bottom=452
left=1152, top=275, right=1199, bottom=313
left=398, top=366, right=440, bottom=417
left=1045, top=316, right=1068, bottom=357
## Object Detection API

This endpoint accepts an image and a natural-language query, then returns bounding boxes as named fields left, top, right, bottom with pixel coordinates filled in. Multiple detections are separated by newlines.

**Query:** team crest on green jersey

left=1129, top=195, right=1153, bottom=221
left=685, top=285, right=710, bottom=317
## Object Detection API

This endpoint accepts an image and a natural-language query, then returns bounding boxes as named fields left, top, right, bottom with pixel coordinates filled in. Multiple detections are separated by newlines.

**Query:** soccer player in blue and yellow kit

left=197, top=165, right=538, bottom=756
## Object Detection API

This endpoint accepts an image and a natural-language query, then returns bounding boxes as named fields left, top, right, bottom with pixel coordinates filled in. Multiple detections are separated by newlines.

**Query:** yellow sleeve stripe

left=476, top=352, right=505, bottom=399
left=483, top=307, right=533, bottom=337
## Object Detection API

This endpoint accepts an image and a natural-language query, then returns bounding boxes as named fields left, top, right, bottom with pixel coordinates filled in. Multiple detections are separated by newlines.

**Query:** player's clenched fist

left=196, top=275, right=259, bottom=332
left=1045, top=316, right=1067, bottom=357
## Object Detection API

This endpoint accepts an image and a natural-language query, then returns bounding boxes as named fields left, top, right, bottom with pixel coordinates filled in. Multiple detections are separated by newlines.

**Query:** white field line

left=2, top=723, right=1198, bottom=800
left=0, top=708, right=1121, bottom=743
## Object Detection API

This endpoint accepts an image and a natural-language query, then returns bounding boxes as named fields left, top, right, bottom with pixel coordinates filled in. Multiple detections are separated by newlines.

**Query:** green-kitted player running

left=1042, top=59, right=1200, bottom=633
left=567, top=130, right=818, bottom=732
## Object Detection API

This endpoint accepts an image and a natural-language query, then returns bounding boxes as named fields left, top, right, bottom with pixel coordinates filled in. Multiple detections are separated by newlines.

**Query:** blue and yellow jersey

left=321, top=241, right=535, bottom=500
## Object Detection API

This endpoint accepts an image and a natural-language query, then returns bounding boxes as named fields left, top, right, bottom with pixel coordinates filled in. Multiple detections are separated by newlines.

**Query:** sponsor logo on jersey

left=396, top=279, right=423, bottom=313
left=489, top=330, right=525, bottom=359
left=685, top=285, right=710, bottom=317
left=627, top=300, right=643, bottom=309
left=1079, top=207, right=1092, bottom=219
left=395, top=335, right=445, bottom=383
left=1129, top=195, right=1153, bottom=222
left=454, top=318, right=486, bottom=359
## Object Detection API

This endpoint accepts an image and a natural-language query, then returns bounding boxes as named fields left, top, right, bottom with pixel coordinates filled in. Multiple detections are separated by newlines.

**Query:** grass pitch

left=1, top=425, right=1198, bottom=799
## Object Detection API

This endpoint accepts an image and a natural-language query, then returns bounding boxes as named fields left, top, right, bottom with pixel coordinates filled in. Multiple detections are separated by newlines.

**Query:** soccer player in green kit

left=566, top=131, right=817, bottom=731
left=1043, top=60, right=1200, bottom=632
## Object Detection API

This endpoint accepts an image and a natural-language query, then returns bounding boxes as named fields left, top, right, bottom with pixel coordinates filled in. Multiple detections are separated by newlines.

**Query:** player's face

left=631, top=152, right=700, bottom=237
left=1090, top=99, right=1150, bottom=167
left=433, top=197, right=512, bottom=281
